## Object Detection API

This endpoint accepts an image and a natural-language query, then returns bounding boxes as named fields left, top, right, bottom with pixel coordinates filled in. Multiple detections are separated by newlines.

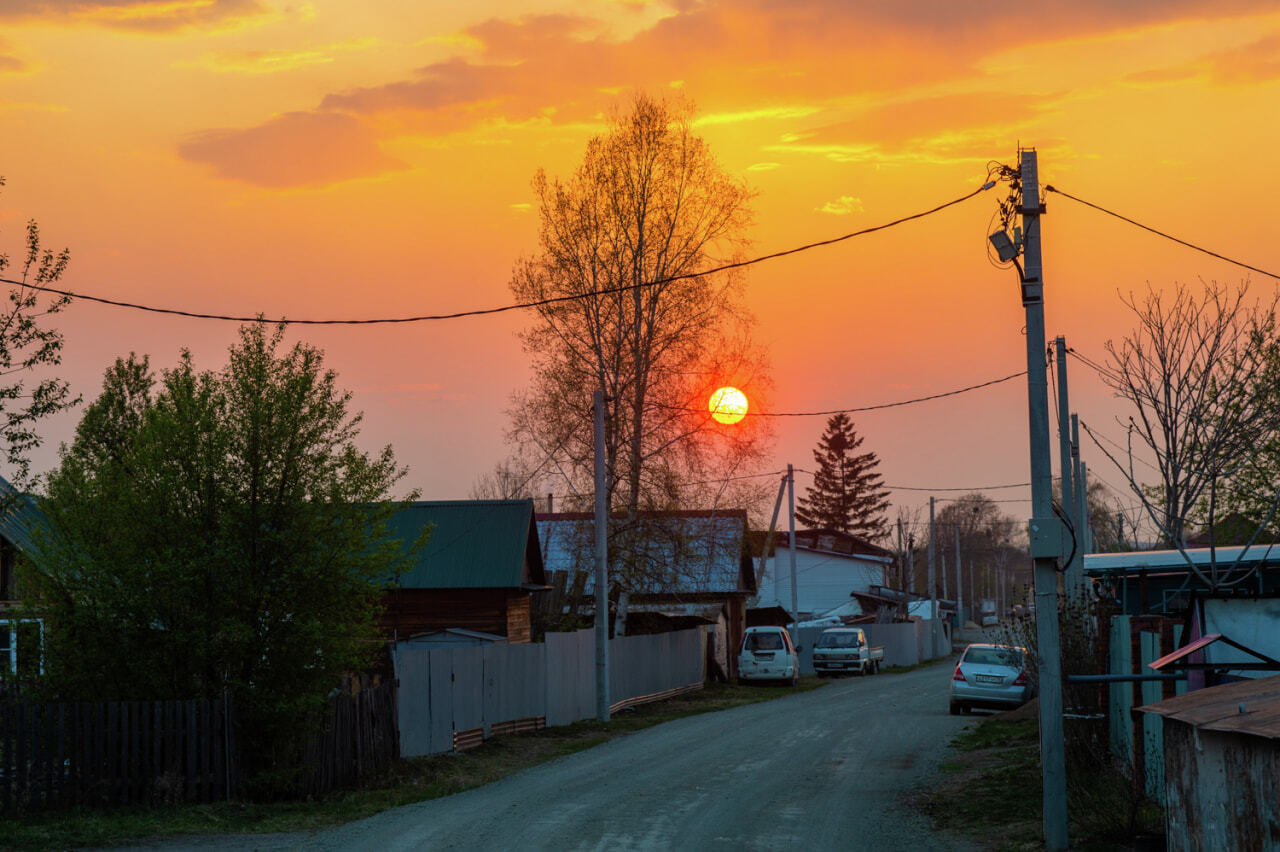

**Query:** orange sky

left=2, top=0, right=1279, bottom=527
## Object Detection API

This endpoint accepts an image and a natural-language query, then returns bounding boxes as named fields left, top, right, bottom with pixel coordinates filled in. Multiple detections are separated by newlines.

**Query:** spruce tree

left=795, top=413, right=890, bottom=540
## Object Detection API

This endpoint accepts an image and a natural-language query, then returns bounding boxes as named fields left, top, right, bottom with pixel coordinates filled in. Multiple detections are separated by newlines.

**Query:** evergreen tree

left=795, top=413, right=890, bottom=540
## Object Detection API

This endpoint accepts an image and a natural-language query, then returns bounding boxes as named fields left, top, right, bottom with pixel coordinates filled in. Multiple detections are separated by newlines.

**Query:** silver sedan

left=949, top=643, right=1033, bottom=715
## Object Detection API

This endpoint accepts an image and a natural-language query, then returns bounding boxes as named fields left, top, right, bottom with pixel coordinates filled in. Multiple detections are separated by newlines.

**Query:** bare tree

left=1098, top=280, right=1280, bottom=549
left=507, top=93, right=773, bottom=592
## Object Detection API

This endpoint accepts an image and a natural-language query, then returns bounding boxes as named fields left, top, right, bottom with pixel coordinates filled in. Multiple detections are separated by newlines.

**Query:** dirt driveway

left=114, top=661, right=977, bottom=851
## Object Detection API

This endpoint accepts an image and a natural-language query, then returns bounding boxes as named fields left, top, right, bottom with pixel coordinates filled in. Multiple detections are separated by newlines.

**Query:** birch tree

left=507, top=93, right=772, bottom=590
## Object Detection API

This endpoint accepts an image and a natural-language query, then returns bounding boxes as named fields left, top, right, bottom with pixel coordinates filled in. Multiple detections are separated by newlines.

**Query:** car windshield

left=964, top=646, right=1022, bottom=667
left=745, top=632, right=784, bottom=651
left=816, top=632, right=860, bottom=648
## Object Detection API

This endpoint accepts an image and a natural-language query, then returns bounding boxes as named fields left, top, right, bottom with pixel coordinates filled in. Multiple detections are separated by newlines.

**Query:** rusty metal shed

left=1137, top=674, right=1280, bottom=851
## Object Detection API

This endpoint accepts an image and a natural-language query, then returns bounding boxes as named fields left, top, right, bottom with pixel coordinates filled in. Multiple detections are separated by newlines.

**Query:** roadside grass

left=3, top=678, right=824, bottom=851
left=920, top=711, right=1165, bottom=851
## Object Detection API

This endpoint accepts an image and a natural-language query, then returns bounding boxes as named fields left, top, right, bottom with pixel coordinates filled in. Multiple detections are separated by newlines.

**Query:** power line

left=1045, top=185, right=1280, bottom=281
left=885, top=482, right=1029, bottom=492
left=674, top=370, right=1026, bottom=418
left=0, top=181, right=997, bottom=326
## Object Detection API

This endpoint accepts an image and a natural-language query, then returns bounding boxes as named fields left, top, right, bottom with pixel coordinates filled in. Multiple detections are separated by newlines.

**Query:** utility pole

left=1080, top=461, right=1092, bottom=558
left=592, top=390, right=610, bottom=722
left=788, top=464, right=799, bottom=638
left=756, top=476, right=788, bottom=592
left=928, top=496, right=939, bottom=657
left=896, top=517, right=905, bottom=595
left=1055, top=336, right=1079, bottom=603
left=955, top=525, right=963, bottom=625
left=1015, top=148, right=1070, bottom=850
left=1070, top=413, right=1085, bottom=602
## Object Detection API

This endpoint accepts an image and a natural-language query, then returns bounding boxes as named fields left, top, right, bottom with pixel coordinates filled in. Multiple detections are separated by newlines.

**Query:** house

left=0, top=476, right=45, bottom=679
left=750, top=528, right=893, bottom=620
left=536, top=509, right=756, bottom=680
left=381, top=499, right=547, bottom=644
left=1137, top=674, right=1280, bottom=850
left=1084, top=545, right=1280, bottom=618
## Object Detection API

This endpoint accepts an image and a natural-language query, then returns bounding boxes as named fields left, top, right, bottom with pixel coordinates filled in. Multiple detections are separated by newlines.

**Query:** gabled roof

left=388, top=500, right=545, bottom=590
left=746, top=527, right=892, bottom=562
left=0, top=475, right=42, bottom=553
left=537, top=509, right=755, bottom=596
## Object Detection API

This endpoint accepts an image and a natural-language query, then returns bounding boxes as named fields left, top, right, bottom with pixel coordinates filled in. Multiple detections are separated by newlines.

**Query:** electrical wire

left=670, top=370, right=1026, bottom=418
left=1045, top=185, right=1280, bottom=281
left=0, top=181, right=998, bottom=326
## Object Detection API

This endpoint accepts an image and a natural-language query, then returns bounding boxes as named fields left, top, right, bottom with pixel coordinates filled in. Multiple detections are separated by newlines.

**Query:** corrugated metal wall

left=794, top=621, right=947, bottom=674
left=395, top=628, right=704, bottom=757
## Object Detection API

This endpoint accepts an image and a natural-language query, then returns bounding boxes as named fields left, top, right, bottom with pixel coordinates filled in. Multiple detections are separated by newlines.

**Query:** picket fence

left=394, top=628, right=705, bottom=757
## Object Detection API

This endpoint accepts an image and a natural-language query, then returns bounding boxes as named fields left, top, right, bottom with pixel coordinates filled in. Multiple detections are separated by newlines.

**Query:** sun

left=709, top=386, right=748, bottom=424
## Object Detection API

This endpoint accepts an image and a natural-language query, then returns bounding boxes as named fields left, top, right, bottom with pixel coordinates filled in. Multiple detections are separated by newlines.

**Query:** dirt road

left=120, top=661, right=977, bottom=851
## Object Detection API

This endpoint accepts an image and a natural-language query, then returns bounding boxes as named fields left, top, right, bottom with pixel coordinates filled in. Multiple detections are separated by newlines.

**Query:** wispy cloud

left=176, top=38, right=378, bottom=75
left=179, top=111, right=407, bottom=188
left=815, top=195, right=863, bottom=215
left=0, top=0, right=267, bottom=32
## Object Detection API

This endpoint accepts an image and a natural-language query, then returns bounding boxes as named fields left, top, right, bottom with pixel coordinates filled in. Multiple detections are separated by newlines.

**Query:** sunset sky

left=2, top=0, right=1279, bottom=532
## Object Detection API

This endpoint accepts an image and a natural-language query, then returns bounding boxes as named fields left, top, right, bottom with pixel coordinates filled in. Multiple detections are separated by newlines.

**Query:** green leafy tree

left=0, top=176, right=78, bottom=491
left=22, top=323, right=419, bottom=790
left=795, top=413, right=889, bottom=540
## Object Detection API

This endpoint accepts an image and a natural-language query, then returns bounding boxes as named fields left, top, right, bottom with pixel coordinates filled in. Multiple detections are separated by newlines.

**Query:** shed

left=1137, top=674, right=1280, bottom=850
left=381, top=499, right=546, bottom=644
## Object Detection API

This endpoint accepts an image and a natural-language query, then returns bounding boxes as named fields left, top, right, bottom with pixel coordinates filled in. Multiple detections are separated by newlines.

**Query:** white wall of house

left=755, top=547, right=888, bottom=617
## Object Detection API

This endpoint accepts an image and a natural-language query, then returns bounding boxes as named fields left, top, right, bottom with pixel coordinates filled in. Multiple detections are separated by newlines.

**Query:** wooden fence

left=299, top=680, right=398, bottom=796
left=0, top=697, right=231, bottom=811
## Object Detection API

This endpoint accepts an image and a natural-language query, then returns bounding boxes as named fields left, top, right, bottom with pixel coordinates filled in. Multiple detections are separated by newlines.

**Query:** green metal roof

left=0, top=475, right=42, bottom=553
left=387, top=499, right=545, bottom=590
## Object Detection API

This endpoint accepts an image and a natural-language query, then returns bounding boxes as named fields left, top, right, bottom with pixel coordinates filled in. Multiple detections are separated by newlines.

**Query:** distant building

left=750, top=528, right=892, bottom=620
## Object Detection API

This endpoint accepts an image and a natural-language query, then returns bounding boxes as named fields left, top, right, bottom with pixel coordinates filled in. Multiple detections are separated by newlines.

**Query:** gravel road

left=116, top=660, right=978, bottom=852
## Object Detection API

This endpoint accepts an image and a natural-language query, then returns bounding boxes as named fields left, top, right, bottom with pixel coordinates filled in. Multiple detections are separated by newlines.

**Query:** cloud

left=815, top=195, right=863, bottom=215
left=0, top=0, right=266, bottom=32
left=746, top=162, right=781, bottom=171
left=178, top=111, right=407, bottom=188
left=177, top=38, right=378, bottom=75
left=176, top=1, right=1277, bottom=187
left=1204, top=33, right=1280, bottom=84
left=509, top=203, right=533, bottom=213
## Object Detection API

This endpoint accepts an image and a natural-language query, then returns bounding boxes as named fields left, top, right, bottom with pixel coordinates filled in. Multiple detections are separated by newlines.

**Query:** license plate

left=975, top=674, right=1003, bottom=684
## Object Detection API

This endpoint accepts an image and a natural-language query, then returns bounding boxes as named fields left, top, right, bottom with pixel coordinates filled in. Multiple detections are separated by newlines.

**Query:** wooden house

left=380, top=500, right=547, bottom=644
left=0, top=475, right=45, bottom=678
left=536, top=509, right=756, bottom=679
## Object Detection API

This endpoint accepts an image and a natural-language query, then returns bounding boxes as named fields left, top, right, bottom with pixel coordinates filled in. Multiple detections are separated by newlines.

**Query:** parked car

left=949, top=643, right=1033, bottom=715
left=811, top=627, right=884, bottom=677
left=737, top=626, right=800, bottom=686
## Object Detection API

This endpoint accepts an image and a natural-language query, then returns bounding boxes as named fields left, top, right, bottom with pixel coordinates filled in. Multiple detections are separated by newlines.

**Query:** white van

left=737, top=626, right=800, bottom=686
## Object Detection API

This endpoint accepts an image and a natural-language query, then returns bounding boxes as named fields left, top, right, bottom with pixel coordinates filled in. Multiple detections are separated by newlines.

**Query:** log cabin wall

left=381, top=588, right=533, bottom=643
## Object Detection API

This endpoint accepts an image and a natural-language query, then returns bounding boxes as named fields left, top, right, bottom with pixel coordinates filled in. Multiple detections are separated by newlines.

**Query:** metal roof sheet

left=1137, top=673, right=1280, bottom=740
left=0, top=475, right=42, bottom=553
left=1085, top=545, right=1280, bottom=576
left=388, top=500, right=544, bottom=590
left=537, top=510, right=754, bottom=596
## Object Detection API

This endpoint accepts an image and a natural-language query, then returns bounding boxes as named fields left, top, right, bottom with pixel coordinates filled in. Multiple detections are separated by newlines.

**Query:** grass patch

left=919, top=713, right=1166, bottom=851
left=4, top=678, right=824, bottom=851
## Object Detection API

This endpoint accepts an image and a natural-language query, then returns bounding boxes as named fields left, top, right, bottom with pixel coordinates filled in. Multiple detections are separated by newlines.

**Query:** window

left=3, top=618, right=43, bottom=678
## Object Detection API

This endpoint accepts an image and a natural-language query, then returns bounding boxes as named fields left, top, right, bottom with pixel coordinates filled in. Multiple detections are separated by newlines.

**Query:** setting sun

left=709, top=386, right=748, bottom=424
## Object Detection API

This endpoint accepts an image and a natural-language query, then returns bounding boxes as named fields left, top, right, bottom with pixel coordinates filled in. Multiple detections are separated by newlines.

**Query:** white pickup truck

left=811, top=627, right=885, bottom=677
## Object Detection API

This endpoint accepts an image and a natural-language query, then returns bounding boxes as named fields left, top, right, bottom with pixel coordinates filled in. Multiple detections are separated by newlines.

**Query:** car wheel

left=790, top=673, right=799, bottom=687
left=949, top=701, right=960, bottom=716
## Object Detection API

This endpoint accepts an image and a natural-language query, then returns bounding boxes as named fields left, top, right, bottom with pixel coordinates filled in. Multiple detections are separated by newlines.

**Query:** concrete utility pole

left=788, top=464, right=799, bottom=637
left=1070, top=413, right=1085, bottom=602
left=1016, top=148, right=1069, bottom=850
left=928, top=496, right=939, bottom=657
left=1080, top=461, right=1092, bottom=558
left=592, top=390, right=610, bottom=722
left=1055, top=336, right=1079, bottom=602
